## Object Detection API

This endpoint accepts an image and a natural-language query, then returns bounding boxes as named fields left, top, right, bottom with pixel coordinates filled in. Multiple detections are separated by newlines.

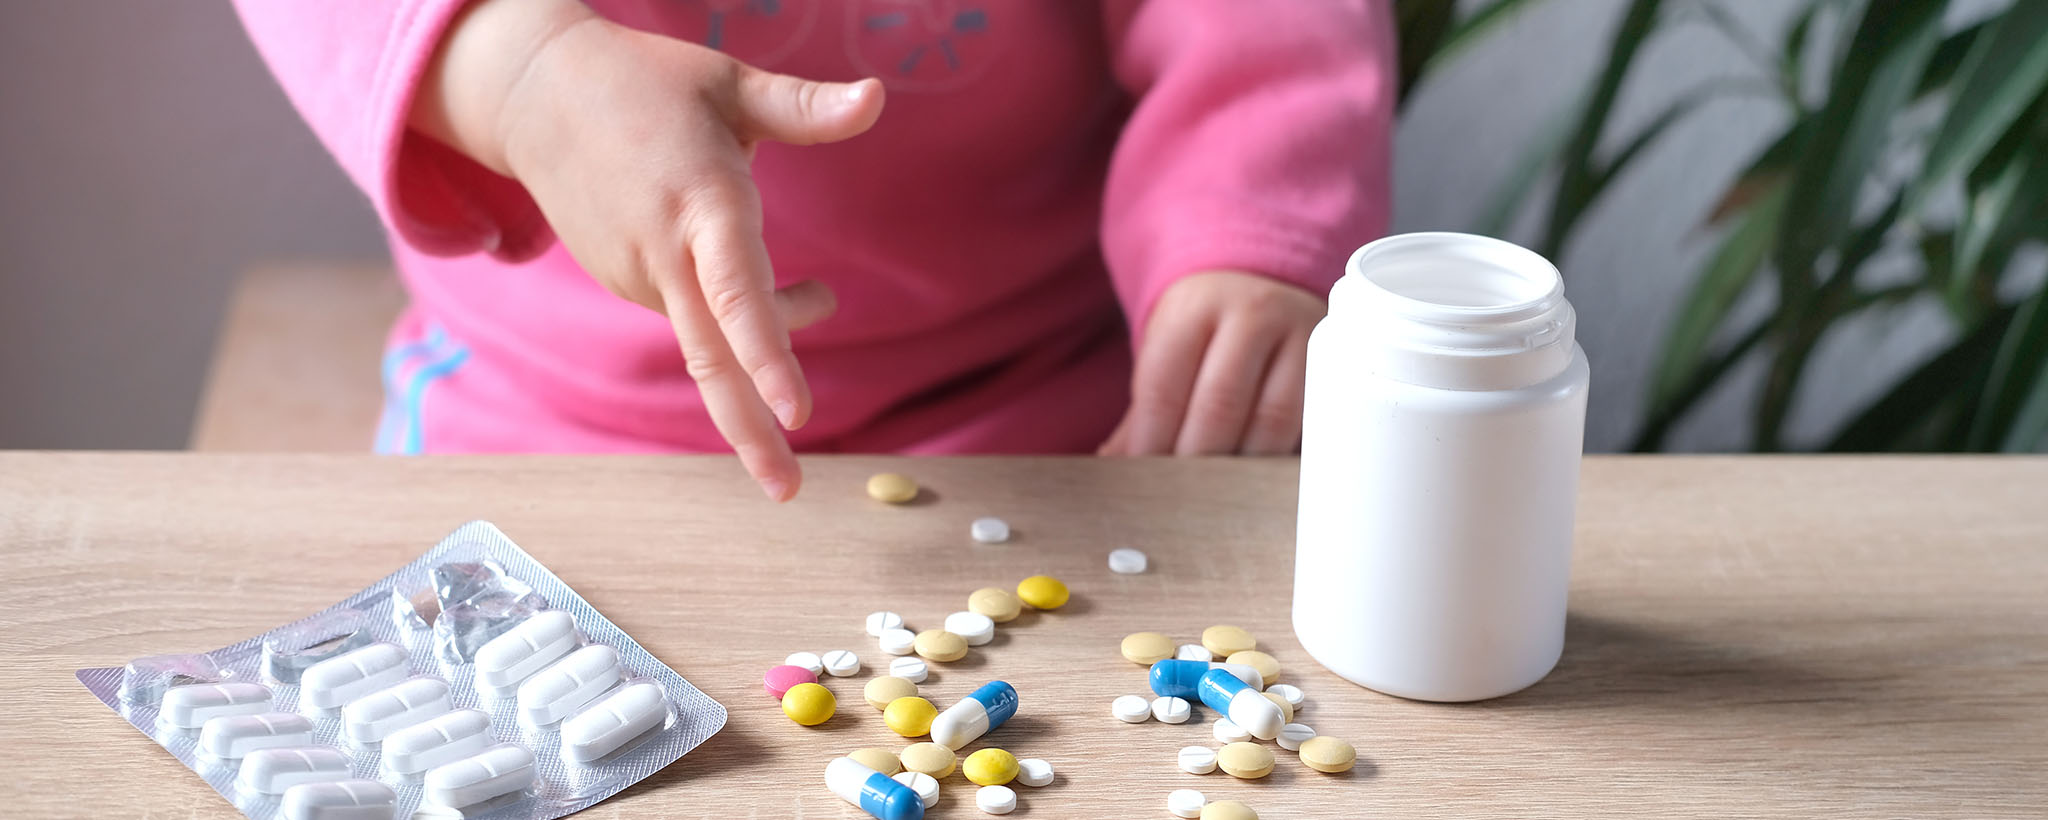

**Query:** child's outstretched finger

left=658, top=272, right=803, bottom=502
left=1241, top=333, right=1309, bottom=455
left=1174, top=318, right=1280, bottom=455
left=687, top=177, right=813, bottom=431
left=734, top=71, right=884, bottom=146
left=1125, top=309, right=1212, bottom=455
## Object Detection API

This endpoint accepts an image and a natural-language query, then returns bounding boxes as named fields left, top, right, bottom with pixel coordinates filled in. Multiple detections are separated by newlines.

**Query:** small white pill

left=892, top=770, right=940, bottom=808
left=160, top=682, right=272, bottom=729
left=976, top=784, right=1017, bottom=814
left=383, top=709, right=493, bottom=775
left=562, top=681, right=668, bottom=762
left=424, top=743, right=535, bottom=807
left=784, top=651, right=824, bottom=676
left=889, top=656, right=929, bottom=683
left=473, top=611, right=577, bottom=688
left=1212, top=717, right=1251, bottom=744
left=280, top=779, right=396, bottom=820
left=1266, top=683, right=1305, bottom=709
left=1107, top=548, right=1148, bottom=574
left=1175, top=644, right=1213, bottom=662
left=879, top=628, right=917, bottom=656
left=301, top=643, right=409, bottom=709
left=1168, top=788, right=1208, bottom=818
left=238, top=746, right=351, bottom=794
left=343, top=677, right=452, bottom=742
left=1112, top=694, right=1152, bottom=723
left=970, top=517, right=1011, bottom=544
left=943, top=611, right=996, bottom=646
left=1278, top=723, right=1318, bottom=751
left=1178, top=745, right=1218, bottom=775
left=1151, top=696, right=1192, bottom=724
left=517, top=644, right=621, bottom=725
left=1015, top=757, right=1054, bottom=787
left=200, top=712, right=315, bottom=759
left=866, top=611, right=905, bottom=637
left=822, top=650, right=861, bottom=677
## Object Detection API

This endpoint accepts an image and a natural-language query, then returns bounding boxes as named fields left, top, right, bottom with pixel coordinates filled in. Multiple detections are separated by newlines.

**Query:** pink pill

left=764, top=664, right=817, bottom=698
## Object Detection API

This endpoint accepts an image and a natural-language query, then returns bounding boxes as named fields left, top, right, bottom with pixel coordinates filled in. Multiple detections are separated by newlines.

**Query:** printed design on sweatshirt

left=845, top=0, right=1001, bottom=92
left=645, top=0, right=820, bottom=68
left=374, top=324, right=471, bottom=455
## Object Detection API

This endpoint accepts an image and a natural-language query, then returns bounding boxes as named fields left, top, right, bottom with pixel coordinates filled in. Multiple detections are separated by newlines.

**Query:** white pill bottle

left=1294, top=232, right=1589, bottom=702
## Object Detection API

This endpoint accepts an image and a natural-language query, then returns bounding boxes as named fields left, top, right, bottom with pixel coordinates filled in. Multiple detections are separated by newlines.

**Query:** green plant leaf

left=1538, top=0, right=1668, bottom=258
left=1906, top=2, right=2048, bottom=210
left=1476, top=88, right=1585, bottom=237
left=1648, top=183, right=1788, bottom=413
left=1824, top=304, right=2018, bottom=451
left=1706, top=118, right=1812, bottom=224
left=1914, top=20, right=1990, bottom=100
left=1591, top=78, right=1777, bottom=194
left=2003, top=359, right=2048, bottom=451
left=1423, top=0, right=1550, bottom=77
left=1951, top=106, right=2048, bottom=319
left=1394, top=0, right=1456, bottom=106
left=1969, top=285, right=2048, bottom=451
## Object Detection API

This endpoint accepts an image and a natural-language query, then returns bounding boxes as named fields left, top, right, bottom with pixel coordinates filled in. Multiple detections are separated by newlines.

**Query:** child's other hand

left=1099, top=272, right=1325, bottom=456
left=414, top=0, right=885, bottom=501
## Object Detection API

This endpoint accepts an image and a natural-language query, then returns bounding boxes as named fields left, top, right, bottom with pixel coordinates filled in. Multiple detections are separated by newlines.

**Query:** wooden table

left=3, top=454, right=2043, bottom=818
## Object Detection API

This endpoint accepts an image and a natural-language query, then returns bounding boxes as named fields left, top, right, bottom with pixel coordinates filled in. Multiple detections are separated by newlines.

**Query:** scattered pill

left=1151, top=696, right=1193, bottom=724
left=1277, top=723, right=1317, bottom=751
left=879, top=628, right=918, bottom=656
left=1212, top=718, right=1251, bottom=744
left=976, top=784, right=1017, bottom=815
left=866, top=611, right=906, bottom=637
left=782, top=683, right=837, bottom=726
left=944, top=612, right=996, bottom=646
left=884, top=696, right=939, bottom=737
left=562, top=682, right=668, bottom=763
left=1149, top=659, right=1264, bottom=700
left=865, top=676, right=919, bottom=710
left=1175, top=644, right=1213, bottom=662
left=968, top=587, right=1023, bottom=622
left=301, top=643, right=409, bottom=710
left=932, top=680, right=1019, bottom=750
left=1298, top=736, right=1356, bottom=773
left=1265, top=684, right=1304, bottom=709
left=823, top=649, right=862, bottom=677
left=849, top=747, right=904, bottom=776
left=1107, top=548, right=1148, bottom=574
left=1120, top=632, right=1175, bottom=665
left=1225, top=650, right=1280, bottom=687
left=344, top=676, right=452, bottom=742
left=200, top=712, right=315, bottom=759
left=971, top=517, right=1011, bottom=544
left=900, top=742, right=957, bottom=778
left=1178, top=745, right=1219, bottom=774
left=889, top=656, right=930, bottom=683
left=1112, top=694, right=1152, bottom=723
left=280, top=779, right=396, bottom=820
left=238, top=747, right=351, bottom=794
left=1202, top=799, right=1259, bottom=820
left=765, top=664, right=818, bottom=698
left=474, top=611, right=577, bottom=688
left=1015, top=757, right=1054, bottom=787
left=867, top=473, right=920, bottom=504
left=424, top=743, right=535, bottom=807
left=1261, top=692, right=1293, bottom=724
left=160, top=682, right=272, bottom=729
left=913, top=629, right=968, bottom=662
left=1015, top=576, right=1070, bottom=610
left=1217, top=742, right=1274, bottom=779
left=893, top=770, right=941, bottom=809
left=786, top=651, right=826, bottom=676
left=963, top=748, right=1019, bottom=786
left=826, top=756, right=925, bottom=820
left=517, top=644, right=620, bottom=725
left=384, top=709, right=494, bottom=775
left=1196, top=669, right=1282, bottom=740
left=1168, top=788, right=1208, bottom=818
left=1200, top=626, right=1256, bottom=658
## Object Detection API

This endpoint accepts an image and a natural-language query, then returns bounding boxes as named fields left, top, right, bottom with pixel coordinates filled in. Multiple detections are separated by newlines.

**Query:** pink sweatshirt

left=234, top=0, right=1393, bottom=455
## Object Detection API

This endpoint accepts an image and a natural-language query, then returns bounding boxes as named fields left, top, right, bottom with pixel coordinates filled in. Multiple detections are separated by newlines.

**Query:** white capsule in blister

left=383, top=709, right=493, bottom=775
left=561, top=681, right=668, bottom=762
left=160, top=682, right=271, bottom=729
left=424, top=743, right=536, bottom=807
left=300, top=643, right=408, bottom=709
left=517, top=644, right=621, bottom=725
left=342, top=676, right=452, bottom=742
left=281, top=779, right=396, bottom=820
left=238, top=746, right=351, bottom=794
left=199, top=712, right=314, bottom=759
left=473, top=610, right=578, bottom=688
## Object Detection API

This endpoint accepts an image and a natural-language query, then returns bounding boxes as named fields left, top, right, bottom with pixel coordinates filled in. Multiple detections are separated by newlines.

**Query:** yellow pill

left=781, top=682, right=835, bottom=726
left=1201, top=625, right=1256, bottom=657
left=913, top=629, right=968, bottom=662
left=849, top=747, right=902, bottom=776
left=1217, top=741, right=1274, bottom=779
left=1261, top=691, right=1293, bottom=725
left=1298, top=736, right=1356, bottom=773
left=1227, top=650, right=1280, bottom=687
left=884, top=696, right=939, bottom=737
left=867, top=473, right=920, bottom=504
left=962, top=748, right=1019, bottom=786
left=900, top=742, right=957, bottom=778
left=1121, top=632, right=1175, bottom=665
left=865, top=676, right=919, bottom=710
left=968, top=587, right=1023, bottom=622
left=1016, top=575, right=1070, bottom=610
left=1202, top=800, right=1260, bottom=820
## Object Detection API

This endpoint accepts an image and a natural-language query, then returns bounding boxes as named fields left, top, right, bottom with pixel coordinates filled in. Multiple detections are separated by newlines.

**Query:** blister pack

left=75, top=520, right=726, bottom=820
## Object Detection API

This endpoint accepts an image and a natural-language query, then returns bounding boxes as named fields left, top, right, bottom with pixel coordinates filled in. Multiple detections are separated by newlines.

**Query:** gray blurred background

left=0, top=0, right=1933, bottom=450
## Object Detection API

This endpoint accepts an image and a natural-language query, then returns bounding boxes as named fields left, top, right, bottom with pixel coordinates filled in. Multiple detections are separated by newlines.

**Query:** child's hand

left=1099, top=272, right=1325, bottom=456
left=413, top=0, right=885, bottom=501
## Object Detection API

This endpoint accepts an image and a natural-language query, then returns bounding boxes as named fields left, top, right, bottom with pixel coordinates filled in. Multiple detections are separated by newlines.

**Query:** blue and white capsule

left=1149, top=659, right=1264, bottom=700
left=1196, top=668, right=1283, bottom=740
left=930, top=680, right=1018, bottom=750
left=826, top=756, right=926, bottom=820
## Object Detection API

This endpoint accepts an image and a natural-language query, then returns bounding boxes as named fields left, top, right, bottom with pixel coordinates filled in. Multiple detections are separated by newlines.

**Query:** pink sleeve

left=232, top=0, right=554, bottom=260
left=1100, top=0, right=1395, bottom=335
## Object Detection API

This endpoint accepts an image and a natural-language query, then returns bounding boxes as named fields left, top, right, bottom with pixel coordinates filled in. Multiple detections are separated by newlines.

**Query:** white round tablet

left=971, top=517, right=1011, bottom=544
left=1212, top=717, right=1251, bottom=744
left=1168, top=788, right=1208, bottom=818
left=888, top=656, right=929, bottom=683
left=943, top=611, right=996, bottom=646
left=865, top=611, right=904, bottom=637
left=821, top=650, right=860, bottom=677
left=1266, top=683, right=1304, bottom=709
left=1112, top=694, right=1153, bottom=723
left=1107, top=547, right=1148, bottom=574
left=976, top=784, right=1017, bottom=815
left=1175, top=643, right=1213, bottom=662
left=1015, top=757, right=1054, bottom=787
left=1277, top=722, right=1317, bottom=751
left=892, top=771, right=940, bottom=809
left=878, top=628, right=917, bottom=656
left=1151, top=696, right=1192, bottom=724
left=1177, top=745, right=1218, bottom=775
left=784, top=652, right=823, bottom=676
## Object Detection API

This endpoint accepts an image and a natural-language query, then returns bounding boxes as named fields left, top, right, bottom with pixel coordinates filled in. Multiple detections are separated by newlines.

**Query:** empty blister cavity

left=391, top=583, right=439, bottom=630
left=432, top=560, right=546, bottom=663
left=199, top=712, right=315, bottom=758
left=160, top=682, right=271, bottom=729
left=262, top=609, right=373, bottom=685
left=561, top=681, right=668, bottom=762
left=475, top=610, right=579, bottom=688
left=518, top=644, right=621, bottom=725
left=118, top=653, right=226, bottom=704
left=342, top=676, right=452, bottom=742
left=281, top=779, right=396, bottom=820
left=301, top=642, right=409, bottom=710
left=238, top=746, right=352, bottom=794
left=383, top=708, right=493, bottom=775
left=424, top=743, right=536, bottom=807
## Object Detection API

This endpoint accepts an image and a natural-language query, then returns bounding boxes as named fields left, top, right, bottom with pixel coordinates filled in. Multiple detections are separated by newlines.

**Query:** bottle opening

left=1349, top=233, right=1561, bottom=321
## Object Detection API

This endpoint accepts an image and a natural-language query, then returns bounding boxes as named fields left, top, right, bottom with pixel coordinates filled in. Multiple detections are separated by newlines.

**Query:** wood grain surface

left=2, top=454, right=2044, bottom=818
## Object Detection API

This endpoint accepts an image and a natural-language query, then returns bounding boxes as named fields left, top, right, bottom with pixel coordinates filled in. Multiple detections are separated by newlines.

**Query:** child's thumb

left=734, top=71, right=884, bottom=146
